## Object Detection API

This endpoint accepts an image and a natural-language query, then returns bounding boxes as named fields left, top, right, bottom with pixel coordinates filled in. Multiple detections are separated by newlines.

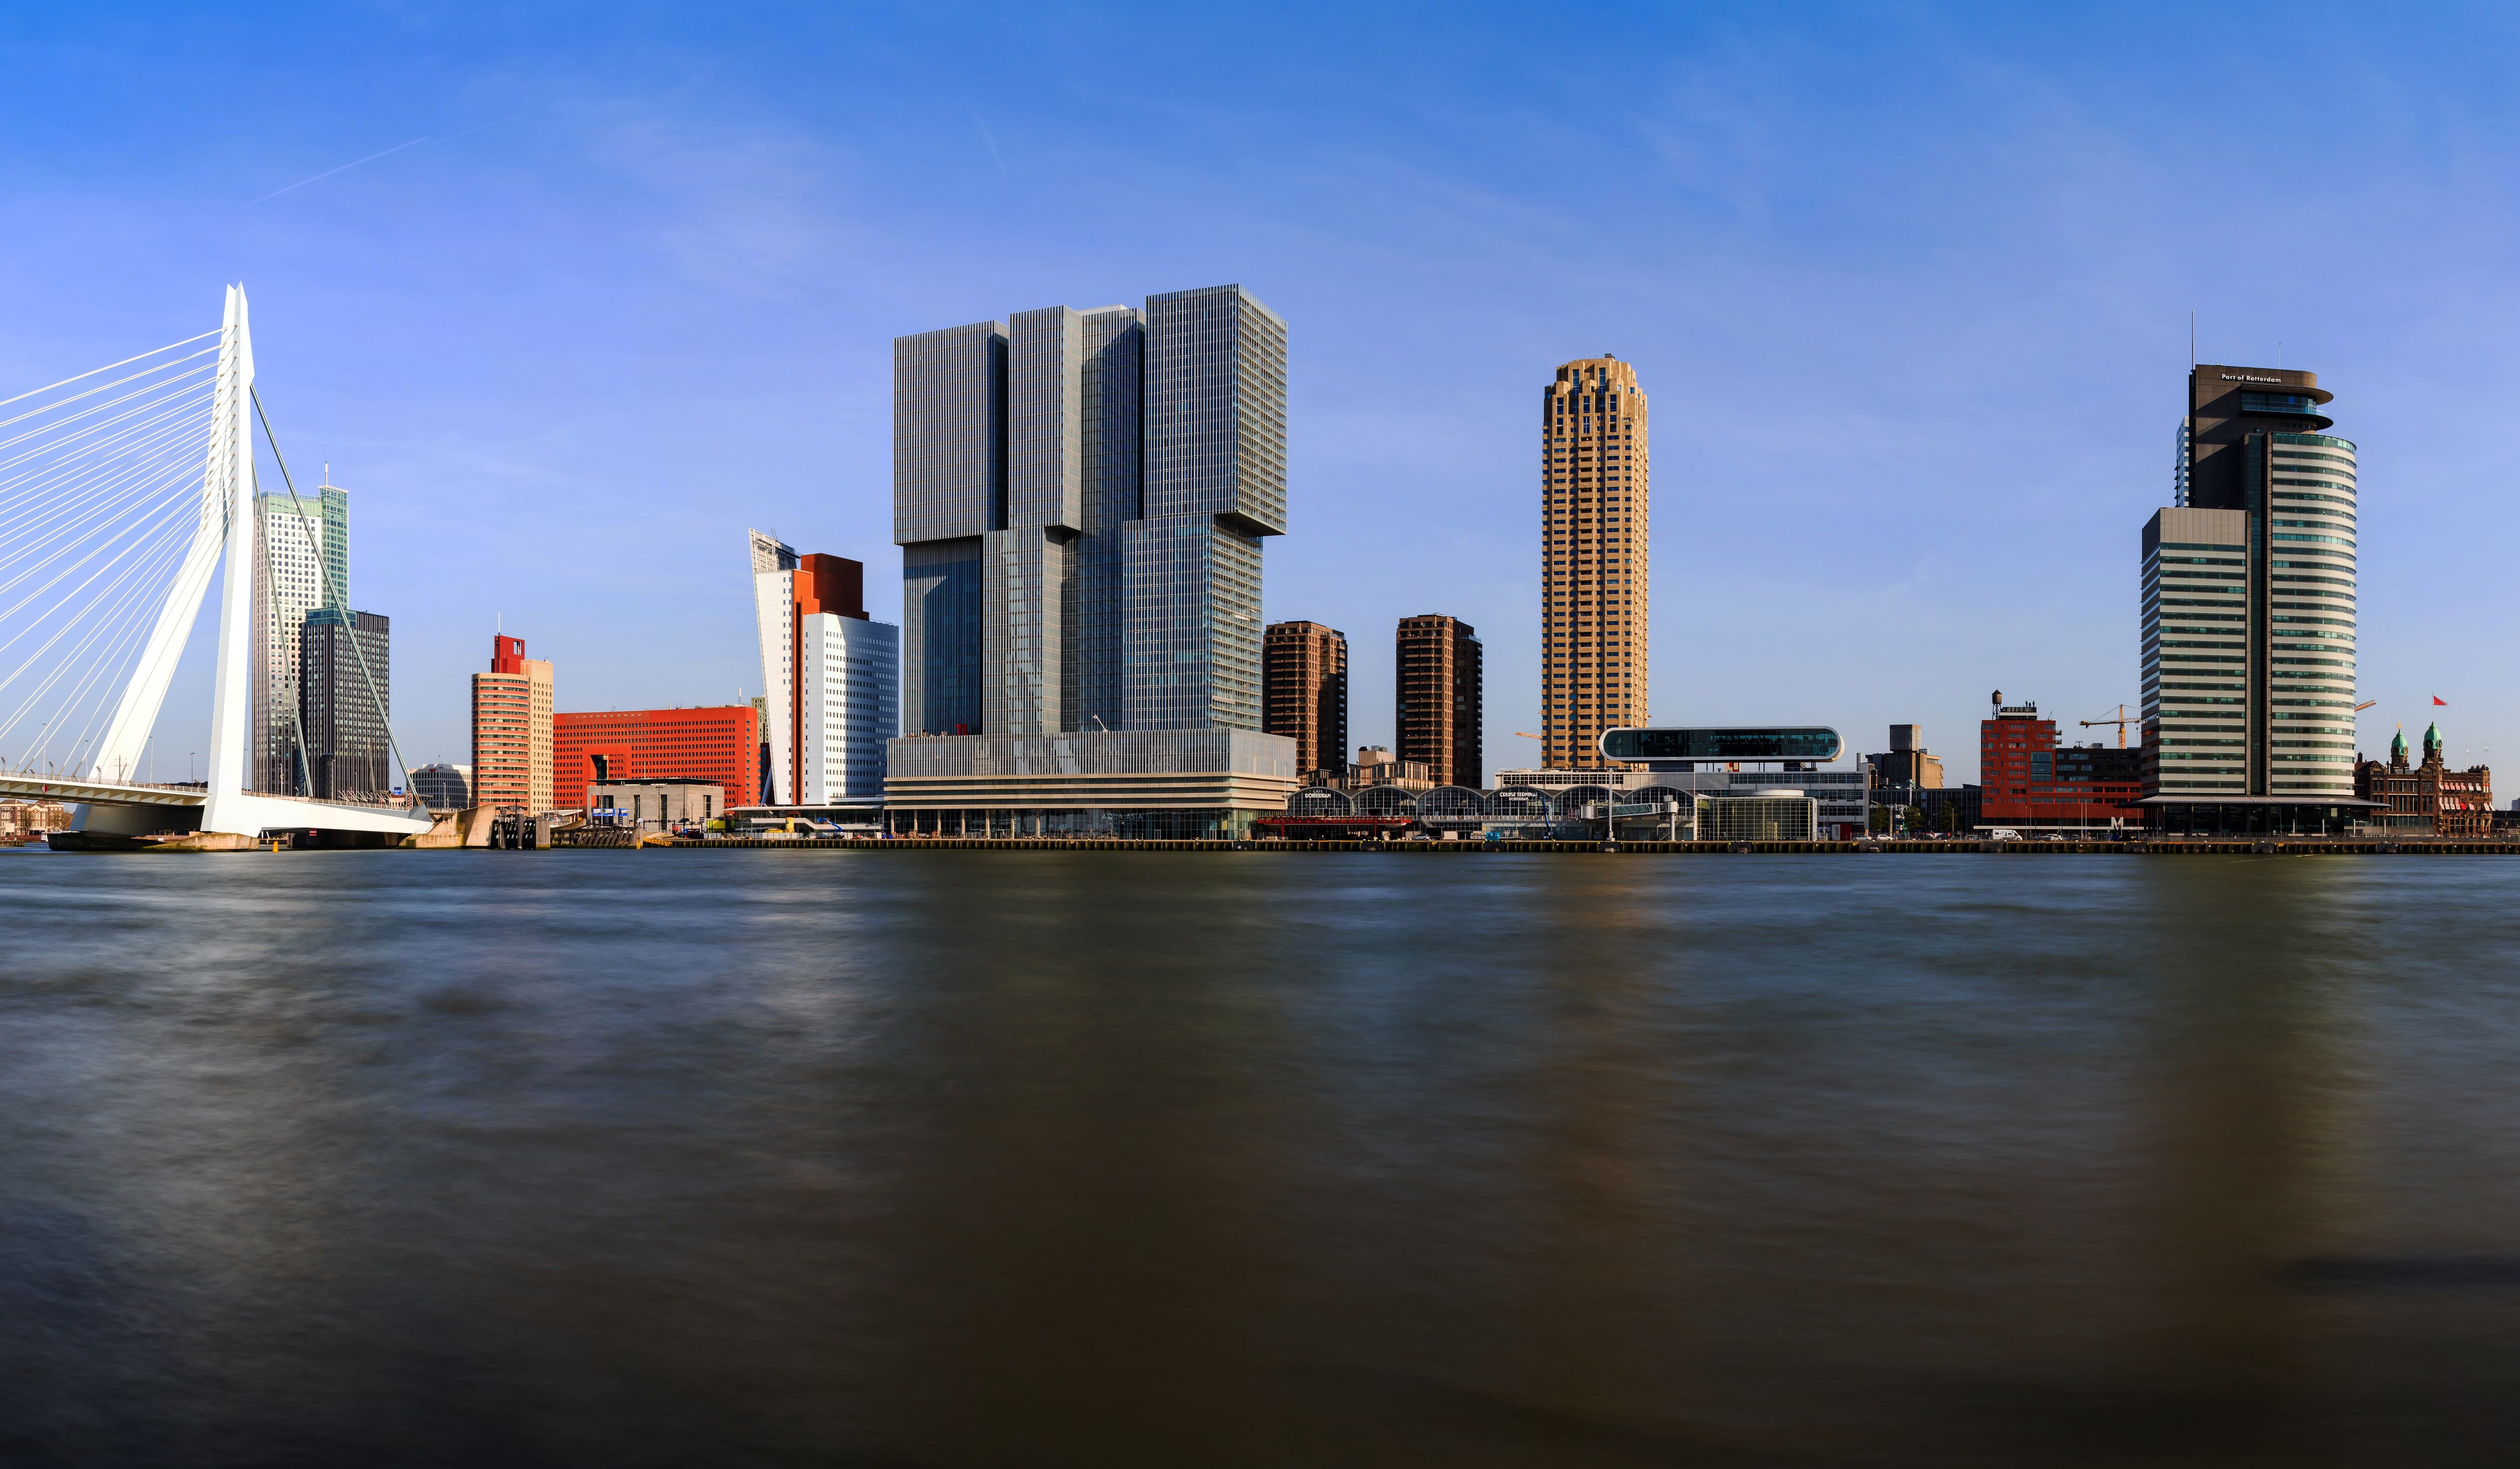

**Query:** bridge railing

left=246, top=789, right=432, bottom=816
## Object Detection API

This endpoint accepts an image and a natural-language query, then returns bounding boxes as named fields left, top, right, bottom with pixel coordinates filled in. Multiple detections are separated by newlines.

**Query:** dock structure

left=641, top=837, right=2520, bottom=856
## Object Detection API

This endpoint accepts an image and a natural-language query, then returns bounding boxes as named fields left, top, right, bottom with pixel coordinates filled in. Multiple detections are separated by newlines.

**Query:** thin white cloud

left=248, top=136, right=432, bottom=205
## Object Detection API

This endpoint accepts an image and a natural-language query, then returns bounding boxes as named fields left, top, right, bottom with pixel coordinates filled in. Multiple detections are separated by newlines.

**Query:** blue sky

left=7, top=4, right=2519, bottom=783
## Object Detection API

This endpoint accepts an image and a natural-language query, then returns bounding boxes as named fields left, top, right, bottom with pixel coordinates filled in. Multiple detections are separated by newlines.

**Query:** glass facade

left=884, top=728, right=1296, bottom=838
left=892, top=321, right=1006, bottom=546
left=1075, top=308, right=1142, bottom=733
left=1126, top=285, right=1285, bottom=732
left=298, top=609, right=391, bottom=800
left=896, top=285, right=1283, bottom=741
left=1122, top=514, right=1264, bottom=731
left=1599, top=727, right=1844, bottom=763
left=902, top=538, right=981, bottom=735
left=885, top=807, right=1260, bottom=840
left=2145, top=365, right=2360, bottom=813
left=317, top=482, right=348, bottom=615
left=2264, top=432, right=2359, bottom=798
left=250, top=493, right=326, bottom=793
left=887, top=727, right=1294, bottom=780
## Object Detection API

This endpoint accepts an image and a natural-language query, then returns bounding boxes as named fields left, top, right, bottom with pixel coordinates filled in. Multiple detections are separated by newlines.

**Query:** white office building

left=751, top=530, right=898, bottom=804
left=250, top=493, right=326, bottom=792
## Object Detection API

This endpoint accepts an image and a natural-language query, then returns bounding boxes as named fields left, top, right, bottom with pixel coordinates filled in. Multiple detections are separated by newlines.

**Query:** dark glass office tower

left=893, top=284, right=1285, bottom=738
left=299, top=609, right=391, bottom=800
left=2139, top=364, right=2366, bottom=833
left=894, top=322, right=1001, bottom=737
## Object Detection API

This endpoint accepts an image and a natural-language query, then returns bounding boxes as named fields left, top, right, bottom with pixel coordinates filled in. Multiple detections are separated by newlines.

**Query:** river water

left=3, top=849, right=2517, bottom=1466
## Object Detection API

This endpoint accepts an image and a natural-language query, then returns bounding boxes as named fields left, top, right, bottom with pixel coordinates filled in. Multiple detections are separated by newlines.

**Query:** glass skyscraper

left=2138, top=364, right=2369, bottom=834
left=892, top=284, right=1286, bottom=739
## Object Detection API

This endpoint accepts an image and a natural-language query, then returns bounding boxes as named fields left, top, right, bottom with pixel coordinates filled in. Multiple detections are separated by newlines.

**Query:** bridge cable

left=0, top=329, right=219, bottom=413
left=0, top=336, right=218, bottom=780
left=251, top=388, right=418, bottom=810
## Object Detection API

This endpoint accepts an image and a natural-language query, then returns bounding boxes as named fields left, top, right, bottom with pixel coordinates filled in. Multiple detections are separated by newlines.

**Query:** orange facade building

left=553, top=706, right=762, bottom=813
left=1540, top=357, right=1648, bottom=770
left=471, top=634, right=553, bottom=812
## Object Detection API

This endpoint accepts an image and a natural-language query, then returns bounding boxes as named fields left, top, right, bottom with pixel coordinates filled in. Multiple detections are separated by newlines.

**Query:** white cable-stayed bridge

left=0, top=287, right=432, bottom=845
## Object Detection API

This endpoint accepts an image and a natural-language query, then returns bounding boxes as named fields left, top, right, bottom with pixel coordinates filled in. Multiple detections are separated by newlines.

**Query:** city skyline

left=7, top=8, right=2519, bottom=784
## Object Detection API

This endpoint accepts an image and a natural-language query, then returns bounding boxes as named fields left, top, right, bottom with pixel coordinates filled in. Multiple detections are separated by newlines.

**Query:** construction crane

left=2080, top=698, right=2376, bottom=751
left=2079, top=705, right=2135, bottom=748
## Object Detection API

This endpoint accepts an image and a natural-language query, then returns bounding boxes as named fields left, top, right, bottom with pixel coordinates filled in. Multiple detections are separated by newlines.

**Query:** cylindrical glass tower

left=2264, top=431, right=2358, bottom=797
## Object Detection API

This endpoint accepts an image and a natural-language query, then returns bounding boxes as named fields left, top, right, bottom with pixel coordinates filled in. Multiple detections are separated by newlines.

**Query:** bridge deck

left=0, top=773, right=203, bottom=806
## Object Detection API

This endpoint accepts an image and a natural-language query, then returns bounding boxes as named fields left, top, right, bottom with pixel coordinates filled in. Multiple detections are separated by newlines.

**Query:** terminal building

left=1268, top=727, right=1868, bottom=842
left=2357, top=723, right=2494, bottom=838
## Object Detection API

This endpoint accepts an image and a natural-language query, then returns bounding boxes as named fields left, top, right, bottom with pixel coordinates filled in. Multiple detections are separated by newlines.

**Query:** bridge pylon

left=1, top=287, right=431, bottom=841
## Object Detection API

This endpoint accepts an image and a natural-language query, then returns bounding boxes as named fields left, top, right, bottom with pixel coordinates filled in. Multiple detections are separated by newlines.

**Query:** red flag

left=2434, top=696, right=2448, bottom=706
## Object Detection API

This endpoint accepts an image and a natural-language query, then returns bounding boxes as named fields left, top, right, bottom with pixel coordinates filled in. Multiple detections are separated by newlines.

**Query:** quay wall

left=644, top=837, right=2520, bottom=856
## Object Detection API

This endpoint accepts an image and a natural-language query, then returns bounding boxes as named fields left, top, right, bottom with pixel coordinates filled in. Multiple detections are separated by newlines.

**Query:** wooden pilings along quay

left=655, top=837, right=2520, bottom=856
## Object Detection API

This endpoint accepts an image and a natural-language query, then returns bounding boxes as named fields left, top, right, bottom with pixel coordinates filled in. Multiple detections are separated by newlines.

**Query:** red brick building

left=2357, top=723, right=2493, bottom=838
left=552, top=706, right=761, bottom=814
left=1980, top=699, right=2145, bottom=833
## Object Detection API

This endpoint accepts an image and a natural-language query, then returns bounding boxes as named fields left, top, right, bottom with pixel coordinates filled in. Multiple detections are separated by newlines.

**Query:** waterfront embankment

left=648, top=835, right=2520, bottom=855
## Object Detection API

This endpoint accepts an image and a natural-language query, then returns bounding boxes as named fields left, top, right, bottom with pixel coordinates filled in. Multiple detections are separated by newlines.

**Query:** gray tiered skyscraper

left=893, top=284, right=1285, bottom=738
left=885, top=285, right=1299, bottom=840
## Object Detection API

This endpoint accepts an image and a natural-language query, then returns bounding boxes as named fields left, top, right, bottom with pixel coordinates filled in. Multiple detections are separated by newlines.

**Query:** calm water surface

left=4, top=849, right=2518, bottom=1466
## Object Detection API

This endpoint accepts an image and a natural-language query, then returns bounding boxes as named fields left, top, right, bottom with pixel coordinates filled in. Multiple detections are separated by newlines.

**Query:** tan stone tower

left=1539, top=357, right=1648, bottom=769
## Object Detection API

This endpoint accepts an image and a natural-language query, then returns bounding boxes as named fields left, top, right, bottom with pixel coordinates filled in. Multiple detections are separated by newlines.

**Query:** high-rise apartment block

left=1263, top=620, right=1347, bottom=779
left=882, top=286, right=1299, bottom=840
left=1395, top=614, right=1482, bottom=788
left=1539, top=357, right=1649, bottom=769
left=298, top=610, right=391, bottom=800
left=471, top=634, right=553, bottom=812
left=2140, top=365, right=2368, bottom=833
left=751, top=531, right=898, bottom=804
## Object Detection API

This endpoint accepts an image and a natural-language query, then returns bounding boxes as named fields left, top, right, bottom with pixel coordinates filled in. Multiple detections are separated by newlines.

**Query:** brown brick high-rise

left=1263, top=620, right=1347, bottom=779
left=1395, top=614, right=1481, bottom=788
left=1540, top=357, right=1648, bottom=769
